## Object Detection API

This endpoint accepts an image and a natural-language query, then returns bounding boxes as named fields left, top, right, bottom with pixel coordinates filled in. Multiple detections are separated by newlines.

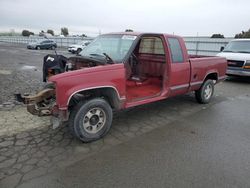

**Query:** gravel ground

left=0, top=42, right=70, bottom=104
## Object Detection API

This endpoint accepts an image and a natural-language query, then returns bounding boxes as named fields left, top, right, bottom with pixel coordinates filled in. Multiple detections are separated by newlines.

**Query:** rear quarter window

left=168, top=38, right=184, bottom=63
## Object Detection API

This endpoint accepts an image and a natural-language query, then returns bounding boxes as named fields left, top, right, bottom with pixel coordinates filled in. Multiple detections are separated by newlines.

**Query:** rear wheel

left=69, top=98, right=113, bottom=142
left=195, top=79, right=214, bottom=104
left=36, top=46, right=40, bottom=50
left=51, top=46, right=55, bottom=50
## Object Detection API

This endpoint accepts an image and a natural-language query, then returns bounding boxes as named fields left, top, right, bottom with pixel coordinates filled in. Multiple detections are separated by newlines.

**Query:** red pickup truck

left=20, top=32, right=227, bottom=142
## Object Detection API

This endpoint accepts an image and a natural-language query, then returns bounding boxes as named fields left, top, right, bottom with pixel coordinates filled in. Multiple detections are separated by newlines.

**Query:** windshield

left=223, top=40, right=250, bottom=53
left=79, top=34, right=137, bottom=62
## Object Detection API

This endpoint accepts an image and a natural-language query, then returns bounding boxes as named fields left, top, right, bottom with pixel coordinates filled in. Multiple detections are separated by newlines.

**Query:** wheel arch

left=67, top=86, right=124, bottom=110
left=204, top=71, right=218, bottom=82
left=193, top=72, right=218, bottom=91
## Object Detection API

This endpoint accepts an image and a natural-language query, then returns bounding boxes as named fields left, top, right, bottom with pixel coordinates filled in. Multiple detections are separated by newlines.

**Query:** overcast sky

left=0, top=0, right=249, bottom=37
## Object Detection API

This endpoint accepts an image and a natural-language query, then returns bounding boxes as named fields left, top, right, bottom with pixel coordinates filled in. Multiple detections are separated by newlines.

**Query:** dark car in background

left=27, top=40, right=57, bottom=50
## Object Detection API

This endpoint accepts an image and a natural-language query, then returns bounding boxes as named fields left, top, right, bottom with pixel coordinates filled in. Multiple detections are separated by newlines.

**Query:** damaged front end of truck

left=15, top=87, right=55, bottom=116
left=15, top=51, right=113, bottom=129
left=15, top=83, right=68, bottom=129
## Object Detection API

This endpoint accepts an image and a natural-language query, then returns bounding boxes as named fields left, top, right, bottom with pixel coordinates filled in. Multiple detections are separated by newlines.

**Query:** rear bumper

left=227, top=68, right=250, bottom=77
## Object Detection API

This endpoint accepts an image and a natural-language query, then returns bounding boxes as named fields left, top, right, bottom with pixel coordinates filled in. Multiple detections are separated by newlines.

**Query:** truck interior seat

left=126, top=36, right=166, bottom=100
left=126, top=55, right=164, bottom=101
left=137, top=53, right=165, bottom=78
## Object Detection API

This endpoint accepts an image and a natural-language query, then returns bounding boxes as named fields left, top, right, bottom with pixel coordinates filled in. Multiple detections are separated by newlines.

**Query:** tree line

left=20, top=28, right=250, bottom=38
left=211, top=28, right=250, bottom=38
left=21, top=27, right=87, bottom=37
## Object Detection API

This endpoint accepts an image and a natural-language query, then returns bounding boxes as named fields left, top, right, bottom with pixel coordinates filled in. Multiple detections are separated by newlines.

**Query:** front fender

left=65, top=85, right=124, bottom=107
left=50, top=64, right=126, bottom=109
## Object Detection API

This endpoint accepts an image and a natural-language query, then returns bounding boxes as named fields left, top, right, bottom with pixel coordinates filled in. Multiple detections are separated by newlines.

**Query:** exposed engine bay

left=15, top=54, right=113, bottom=120
left=43, top=54, right=112, bottom=82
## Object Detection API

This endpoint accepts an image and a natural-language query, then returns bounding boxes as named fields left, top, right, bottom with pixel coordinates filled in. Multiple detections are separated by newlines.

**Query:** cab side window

left=168, top=38, right=184, bottom=63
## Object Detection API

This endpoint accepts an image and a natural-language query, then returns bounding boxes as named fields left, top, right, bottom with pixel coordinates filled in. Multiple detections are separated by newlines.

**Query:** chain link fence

left=184, top=37, right=232, bottom=56
left=0, top=36, right=94, bottom=48
left=0, top=36, right=233, bottom=55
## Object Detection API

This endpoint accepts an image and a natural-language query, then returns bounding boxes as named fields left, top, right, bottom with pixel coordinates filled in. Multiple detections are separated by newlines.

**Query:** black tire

left=51, top=46, right=55, bottom=50
left=69, top=98, right=113, bottom=142
left=195, top=79, right=214, bottom=104
left=36, top=46, right=40, bottom=50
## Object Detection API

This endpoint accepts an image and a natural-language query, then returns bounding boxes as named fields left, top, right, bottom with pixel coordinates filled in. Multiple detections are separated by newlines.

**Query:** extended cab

left=20, top=32, right=227, bottom=142
left=217, top=39, right=250, bottom=76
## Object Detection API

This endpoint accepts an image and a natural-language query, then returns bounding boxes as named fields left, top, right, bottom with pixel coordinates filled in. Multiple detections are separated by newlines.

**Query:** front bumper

left=227, top=68, right=250, bottom=77
left=16, top=87, right=69, bottom=129
left=16, top=88, right=55, bottom=116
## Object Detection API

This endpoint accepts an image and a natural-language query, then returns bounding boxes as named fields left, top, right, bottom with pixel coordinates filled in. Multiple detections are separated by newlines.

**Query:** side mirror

left=220, top=46, right=225, bottom=52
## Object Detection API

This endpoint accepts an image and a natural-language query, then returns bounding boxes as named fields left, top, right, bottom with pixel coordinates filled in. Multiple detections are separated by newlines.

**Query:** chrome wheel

left=195, top=79, right=214, bottom=104
left=83, top=107, right=106, bottom=134
left=204, top=84, right=212, bottom=100
left=69, top=98, right=113, bottom=142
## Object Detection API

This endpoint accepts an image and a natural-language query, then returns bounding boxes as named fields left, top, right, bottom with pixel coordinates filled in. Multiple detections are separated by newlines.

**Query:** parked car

left=217, top=39, right=250, bottom=77
left=18, top=32, right=227, bottom=142
left=27, top=40, right=57, bottom=50
left=68, top=41, right=90, bottom=54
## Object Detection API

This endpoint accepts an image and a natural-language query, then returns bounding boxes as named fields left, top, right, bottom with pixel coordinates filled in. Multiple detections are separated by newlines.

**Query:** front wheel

left=195, top=79, right=214, bottom=104
left=36, top=46, right=40, bottom=50
left=69, top=98, right=113, bottom=142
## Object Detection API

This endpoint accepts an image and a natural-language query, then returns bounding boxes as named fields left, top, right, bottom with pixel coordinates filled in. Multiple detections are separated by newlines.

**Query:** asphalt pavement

left=17, top=95, right=250, bottom=188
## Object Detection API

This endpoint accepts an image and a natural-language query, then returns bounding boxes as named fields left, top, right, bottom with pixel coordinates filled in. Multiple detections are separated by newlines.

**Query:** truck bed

left=188, top=56, right=227, bottom=90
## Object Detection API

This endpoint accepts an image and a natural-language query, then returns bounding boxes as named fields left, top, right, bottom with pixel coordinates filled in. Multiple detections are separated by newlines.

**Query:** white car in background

left=217, top=39, right=250, bottom=77
left=68, top=41, right=90, bottom=54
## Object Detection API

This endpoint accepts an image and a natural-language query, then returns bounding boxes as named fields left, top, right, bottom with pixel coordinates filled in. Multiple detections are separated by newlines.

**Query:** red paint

left=50, top=63, right=126, bottom=109
left=49, top=32, right=227, bottom=114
